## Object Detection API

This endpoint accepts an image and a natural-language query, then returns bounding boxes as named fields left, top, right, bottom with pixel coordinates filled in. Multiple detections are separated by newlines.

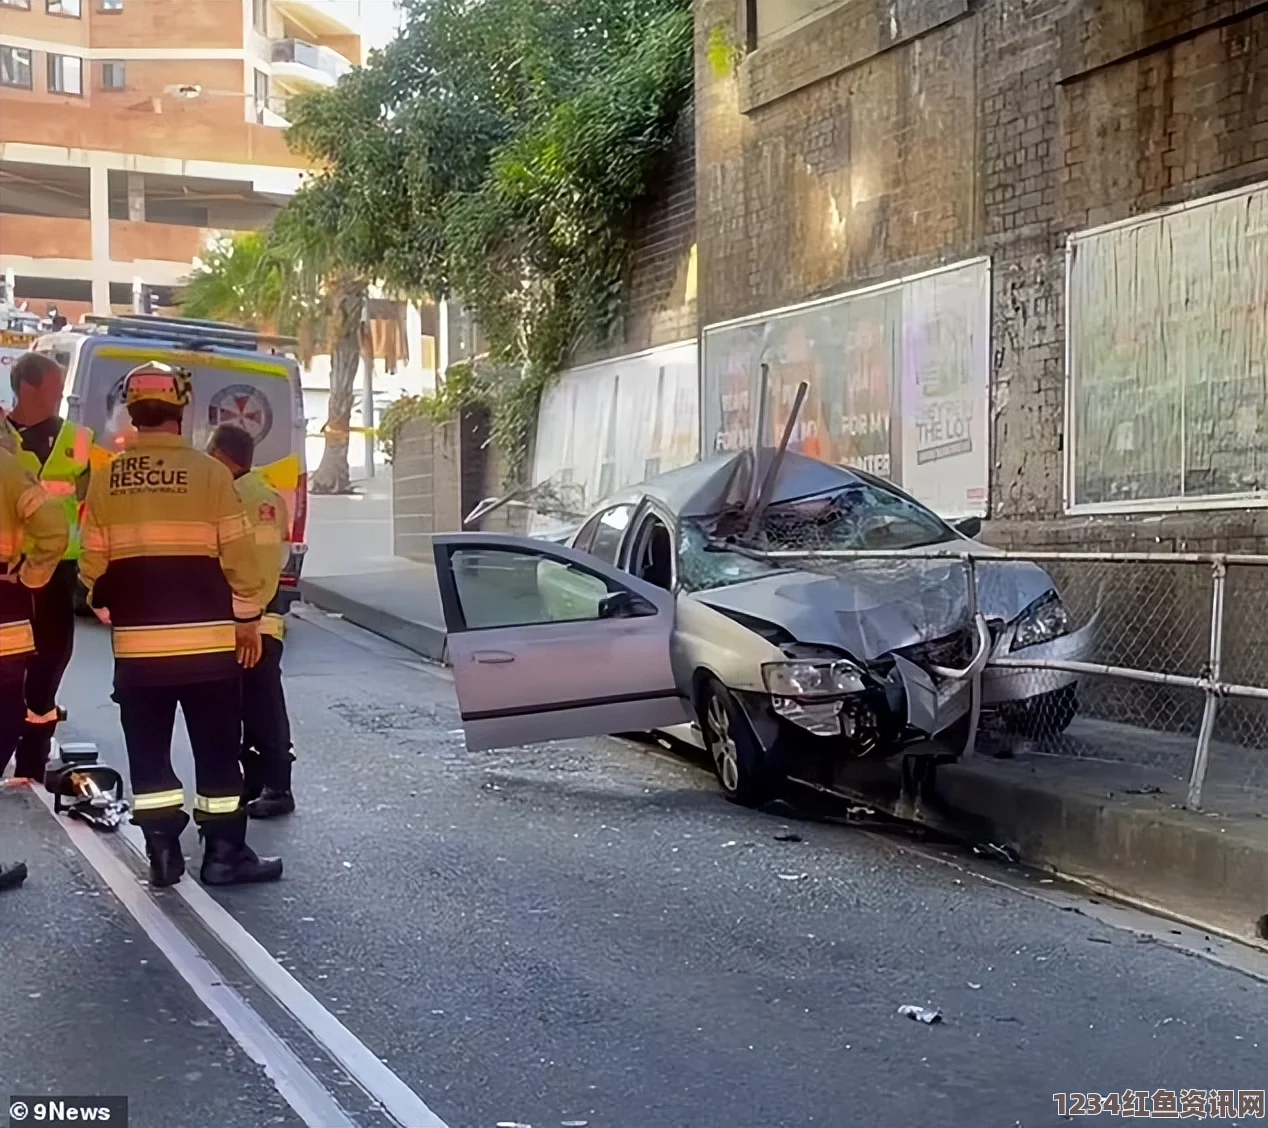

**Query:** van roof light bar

left=82, top=314, right=299, bottom=351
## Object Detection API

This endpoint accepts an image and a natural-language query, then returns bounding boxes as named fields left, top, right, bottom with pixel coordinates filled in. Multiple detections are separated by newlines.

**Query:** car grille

left=899, top=625, right=977, bottom=669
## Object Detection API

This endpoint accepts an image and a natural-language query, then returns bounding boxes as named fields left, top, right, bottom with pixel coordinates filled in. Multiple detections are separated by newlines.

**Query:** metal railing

left=270, top=38, right=351, bottom=83
left=728, top=543, right=1268, bottom=812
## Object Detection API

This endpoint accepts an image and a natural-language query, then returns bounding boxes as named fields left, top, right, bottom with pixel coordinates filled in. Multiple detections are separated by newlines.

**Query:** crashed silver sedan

left=432, top=449, right=1092, bottom=806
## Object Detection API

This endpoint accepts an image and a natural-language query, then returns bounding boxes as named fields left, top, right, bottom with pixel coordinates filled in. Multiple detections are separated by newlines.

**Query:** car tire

left=697, top=678, right=773, bottom=807
left=1003, top=684, right=1077, bottom=738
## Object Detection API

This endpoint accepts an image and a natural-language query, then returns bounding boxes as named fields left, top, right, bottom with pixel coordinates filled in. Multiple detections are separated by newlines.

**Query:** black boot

left=247, top=788, right=295, bottom=819
left=138, top=811, right=189, bottom=887
left=142, top=829, right=186, bottom=887
left=13, top=713, right=60, bottom=781
left=199, top=812, right=283, bottom=886
left=240, top=750, right=264, bottom=806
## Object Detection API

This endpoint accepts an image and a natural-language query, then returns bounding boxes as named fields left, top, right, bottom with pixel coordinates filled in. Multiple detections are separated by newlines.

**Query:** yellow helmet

left=122, top=361, right=193, bottom=409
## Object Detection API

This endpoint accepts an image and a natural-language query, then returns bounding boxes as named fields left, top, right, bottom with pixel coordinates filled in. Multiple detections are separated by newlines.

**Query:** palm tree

left=182, top=232, right=283, bottom=331
left=180, top=227, right=367, bottom=494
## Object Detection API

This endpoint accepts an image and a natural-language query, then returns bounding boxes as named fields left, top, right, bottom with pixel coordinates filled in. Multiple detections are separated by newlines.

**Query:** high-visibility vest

left=6, top=418, right=93, bottom=561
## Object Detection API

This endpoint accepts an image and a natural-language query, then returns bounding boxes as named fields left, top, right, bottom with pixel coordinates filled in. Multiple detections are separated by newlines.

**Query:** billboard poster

left=702, top=258, right=990, bottom=518
left=900, top=264, right=990, bottom=516
left=530, top=340, right=700, bottom=534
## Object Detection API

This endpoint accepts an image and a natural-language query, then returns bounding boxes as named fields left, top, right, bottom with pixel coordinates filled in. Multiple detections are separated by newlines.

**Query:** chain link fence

left=732, top=521, right=1268, bottom=814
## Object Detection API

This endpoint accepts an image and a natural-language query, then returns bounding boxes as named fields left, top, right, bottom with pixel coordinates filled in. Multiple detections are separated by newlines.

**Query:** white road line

left=113, top=821, right=447, bottom=1128
left=30, top=787, right=359, bottom=1128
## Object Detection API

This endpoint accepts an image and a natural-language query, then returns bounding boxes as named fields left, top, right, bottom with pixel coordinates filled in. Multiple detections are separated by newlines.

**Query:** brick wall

left=696, top=0, right=1268, bottom=550
left=390, top=412, right=527, bottom=561
left=572, top=106, right=698, bottom=365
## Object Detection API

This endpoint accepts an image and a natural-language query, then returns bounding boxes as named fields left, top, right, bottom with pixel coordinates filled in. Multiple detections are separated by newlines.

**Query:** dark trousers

left=242, top=636, right=292, bottom=792
left=114, top=678, right=244, bottom=832
left=25, top=560, right=76, bottom=720
left=0, top=655, right=26, bottom=774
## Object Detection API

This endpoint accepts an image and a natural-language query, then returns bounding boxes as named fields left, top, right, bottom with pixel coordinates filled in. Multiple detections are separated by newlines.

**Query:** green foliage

left=181, top=233, right=284, bottom=329
left=377, top=362, right=485, bottom=462
left=273, top=0, right=694, bottom=484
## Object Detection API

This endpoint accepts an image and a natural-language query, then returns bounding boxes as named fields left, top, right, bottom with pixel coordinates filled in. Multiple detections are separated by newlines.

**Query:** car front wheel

left=698, top=678, right=773, bottom=807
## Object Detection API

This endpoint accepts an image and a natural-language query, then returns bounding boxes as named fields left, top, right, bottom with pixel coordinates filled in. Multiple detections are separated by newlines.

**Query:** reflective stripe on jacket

left=0, top=448, right=70, bottom=658
left=236, top=469, right=290, bottom=642
left=7, top=417, right=93, bottom=562
left=78, top=432, right=266, bottom=687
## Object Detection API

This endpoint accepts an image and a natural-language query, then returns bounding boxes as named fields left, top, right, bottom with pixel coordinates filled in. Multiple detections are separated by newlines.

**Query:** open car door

left=433, top=533, right=690, bottom=752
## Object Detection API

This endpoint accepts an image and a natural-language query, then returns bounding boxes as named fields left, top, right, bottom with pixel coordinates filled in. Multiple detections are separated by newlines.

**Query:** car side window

left=587, top=504, right=633, bottom=566
left=450, top=547, right=652, bottom=629
left=571, top=512, right=605, bottom=555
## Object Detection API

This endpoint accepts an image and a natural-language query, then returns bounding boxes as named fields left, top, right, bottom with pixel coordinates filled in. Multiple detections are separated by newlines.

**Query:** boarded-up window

left=1068, top=184, right=1268, bottom=511
left=530, top=342, right=699, bottom=536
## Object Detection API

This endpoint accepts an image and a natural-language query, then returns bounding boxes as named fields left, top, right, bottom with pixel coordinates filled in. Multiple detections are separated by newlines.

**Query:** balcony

left=0, top=215, right=92, bottom=262
left=271, top=38, right=352, bottom=90
left=110, top=220, right=212, bottom=265
left=271, top=0, right=361, bottom=38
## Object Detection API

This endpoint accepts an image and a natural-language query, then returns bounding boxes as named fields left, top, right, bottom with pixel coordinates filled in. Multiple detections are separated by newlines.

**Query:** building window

left=0, top=0, right=32, bottom=9
left=1067, top=183, right=1268, bottom=512
left=99, top=0, right=123, bottom=10
left=253, top=68, right=270, bottom=124
left=47, top=54, right=84, bottom=95
left=753, top=0, right=842, bottom=44
left=0, top=47, right=33, bottom=89
left=100, top=61, right=126, bottom=90
left=252, top=0, right=267, bottom=35
left=47, top=0, right=82, bottom=15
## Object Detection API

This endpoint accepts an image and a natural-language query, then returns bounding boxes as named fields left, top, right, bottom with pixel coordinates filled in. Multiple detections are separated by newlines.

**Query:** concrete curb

left=935, top=762, right=1268, bottom=944
left=298, top=580, right=1268, bottom=944
left=299, top=578, right=448, bottom=664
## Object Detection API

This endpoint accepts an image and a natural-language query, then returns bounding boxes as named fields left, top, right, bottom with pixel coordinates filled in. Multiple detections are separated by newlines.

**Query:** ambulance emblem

left=209, top=385, right=273, bottom=443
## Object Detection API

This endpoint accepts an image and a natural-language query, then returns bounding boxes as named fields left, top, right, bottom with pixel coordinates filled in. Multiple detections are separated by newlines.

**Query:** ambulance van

left=32, top=315, right=309, bottom=609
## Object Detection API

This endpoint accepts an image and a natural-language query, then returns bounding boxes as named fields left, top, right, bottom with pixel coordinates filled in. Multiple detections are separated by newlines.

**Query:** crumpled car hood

left=690, top=558, right=1056, bottom=662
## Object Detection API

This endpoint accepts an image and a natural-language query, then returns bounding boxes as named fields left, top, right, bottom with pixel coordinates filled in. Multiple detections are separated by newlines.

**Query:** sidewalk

left=297, top=512, right=1268, bottom=944
left=0, top=789, right=300, bottom=1126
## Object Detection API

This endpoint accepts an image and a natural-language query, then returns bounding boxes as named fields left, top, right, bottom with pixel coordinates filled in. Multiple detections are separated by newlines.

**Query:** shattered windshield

left=760, top=481, right=958, bottom=553
left=678, top=521, right=787, bottom=593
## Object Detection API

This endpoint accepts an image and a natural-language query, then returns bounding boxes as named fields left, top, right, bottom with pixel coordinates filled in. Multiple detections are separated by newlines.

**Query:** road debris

left=967, top=982, right=982, bottom=990
left=0, top=861, right=27, bottom=891
left=776, top=873, right=808, bottom=881
left=1124, top=785, right=1164, bottom=795
left=898, top=1005, right=943, bottom=1025
left=774, top=831, right=803, bottom=842
left=973, top=842, right=1020, bottom=863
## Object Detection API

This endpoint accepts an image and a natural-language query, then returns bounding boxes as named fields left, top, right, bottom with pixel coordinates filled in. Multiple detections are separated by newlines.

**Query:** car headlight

left=762, top=660, right=866, bottom=697
left=1011, top=592, right=1071, bottom=651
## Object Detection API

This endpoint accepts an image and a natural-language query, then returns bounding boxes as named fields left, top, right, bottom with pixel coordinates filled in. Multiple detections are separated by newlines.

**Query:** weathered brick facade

left=573, top=105, right=699, bottom=365
left=695, top=0, right=1268, bottom=546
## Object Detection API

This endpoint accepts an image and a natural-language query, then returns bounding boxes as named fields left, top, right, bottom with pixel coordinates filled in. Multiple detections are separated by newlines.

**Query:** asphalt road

left=3, top=606, right=1265, bottom=1128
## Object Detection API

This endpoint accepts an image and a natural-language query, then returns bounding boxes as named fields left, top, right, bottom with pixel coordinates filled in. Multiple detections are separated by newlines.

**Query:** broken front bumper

left=981, top=620, right=1096, bottom=706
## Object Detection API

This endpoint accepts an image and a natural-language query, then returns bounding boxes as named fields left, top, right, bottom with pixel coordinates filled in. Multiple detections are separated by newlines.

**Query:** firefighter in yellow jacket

left=79, top=362, right=283, bottom=888
left=207, top=423, right=296, bottom=818
left=1, top=437, right=70, bottom=782
left=3, top=353, right=93, bottom=780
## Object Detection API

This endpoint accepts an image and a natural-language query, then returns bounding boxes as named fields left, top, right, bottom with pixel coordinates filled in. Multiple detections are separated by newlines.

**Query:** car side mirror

left=598, top=590, right=656, bottom=620
left=954, top=516, right=982, bottom=539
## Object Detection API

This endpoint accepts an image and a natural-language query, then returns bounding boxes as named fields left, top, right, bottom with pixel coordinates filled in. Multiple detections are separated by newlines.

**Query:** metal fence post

left=1186, top=557, right=1227, bottom=810
left=963, top=555, right=982, bottom=758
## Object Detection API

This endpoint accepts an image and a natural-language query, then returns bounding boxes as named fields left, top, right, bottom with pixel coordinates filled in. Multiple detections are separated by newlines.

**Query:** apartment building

left=0, top=0, right=362, bottom=321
